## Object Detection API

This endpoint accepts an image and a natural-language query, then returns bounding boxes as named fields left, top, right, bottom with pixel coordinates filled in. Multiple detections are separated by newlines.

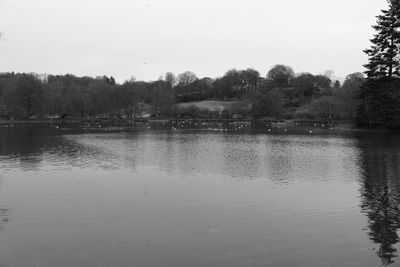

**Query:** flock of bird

left=56, top=119, right=334, bottom=134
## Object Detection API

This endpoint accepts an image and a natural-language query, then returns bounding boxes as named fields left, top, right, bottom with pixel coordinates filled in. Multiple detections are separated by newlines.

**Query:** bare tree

left=177, top=71, right=198, bottom=86
left=164, top=72, right=177, bottom=88
left=267, top=64, right=295, bottom=87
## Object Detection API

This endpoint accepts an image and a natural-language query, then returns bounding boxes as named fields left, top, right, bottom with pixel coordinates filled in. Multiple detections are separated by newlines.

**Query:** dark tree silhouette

left=357, top=0, right=400, bottom=128
left=364, top=0, right=400, bottom=79
left=266, top=64, right=295, bottom=87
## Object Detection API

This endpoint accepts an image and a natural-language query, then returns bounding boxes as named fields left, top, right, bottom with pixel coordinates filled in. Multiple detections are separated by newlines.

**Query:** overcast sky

left=0, top=0, right=388, bottom=82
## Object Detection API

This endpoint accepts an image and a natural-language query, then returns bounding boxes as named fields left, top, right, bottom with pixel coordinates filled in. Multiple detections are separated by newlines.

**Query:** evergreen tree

left=357, top=0, right=400, bottom=127
left=364, top=0, right=400, bottom=79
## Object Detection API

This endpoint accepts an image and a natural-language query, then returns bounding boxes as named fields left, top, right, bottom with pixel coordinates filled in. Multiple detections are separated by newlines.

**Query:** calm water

left=0, top=125, right=400, bottom=266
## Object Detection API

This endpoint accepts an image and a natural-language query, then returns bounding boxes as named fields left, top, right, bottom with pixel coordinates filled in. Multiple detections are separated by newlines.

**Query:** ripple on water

left=1, top=130, right=396, bottom=266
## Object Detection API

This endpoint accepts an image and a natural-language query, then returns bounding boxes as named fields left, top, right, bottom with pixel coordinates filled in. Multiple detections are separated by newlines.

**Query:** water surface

left=0, top=126, right=399, bottom=266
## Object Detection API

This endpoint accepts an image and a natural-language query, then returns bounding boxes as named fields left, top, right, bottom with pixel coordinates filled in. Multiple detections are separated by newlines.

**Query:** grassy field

left=176, top=100, right=239, bottom=111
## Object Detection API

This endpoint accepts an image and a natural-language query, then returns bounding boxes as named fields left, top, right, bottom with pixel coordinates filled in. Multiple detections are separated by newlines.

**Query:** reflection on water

left=0, top=127, right=361, bottom=183
left=2, top=125, right=400, bottom=266
left=0, top=208, right=10, bottom=232
left=358, top=135, right=400, bottom=265
left=0, top=177, right=11, bottom=234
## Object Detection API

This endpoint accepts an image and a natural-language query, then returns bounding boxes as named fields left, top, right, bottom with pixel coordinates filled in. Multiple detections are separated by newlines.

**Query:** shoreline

left=0, top=118, right=393, bottom=133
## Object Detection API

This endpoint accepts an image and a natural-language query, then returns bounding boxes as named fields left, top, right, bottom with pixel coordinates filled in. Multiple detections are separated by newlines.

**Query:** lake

left=0, top=125, right=399, bottom=266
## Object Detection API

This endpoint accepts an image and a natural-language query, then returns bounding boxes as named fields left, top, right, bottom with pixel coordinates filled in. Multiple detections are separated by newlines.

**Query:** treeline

left=0, top=65, right=365, bottom=121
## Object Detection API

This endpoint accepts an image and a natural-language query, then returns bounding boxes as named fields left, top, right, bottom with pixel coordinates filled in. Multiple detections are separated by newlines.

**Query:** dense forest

left=0, top=0, right=399, bottom=128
